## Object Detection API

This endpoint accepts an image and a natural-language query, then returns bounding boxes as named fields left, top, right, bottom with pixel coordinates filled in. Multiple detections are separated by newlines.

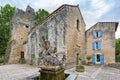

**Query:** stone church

left=7, top=4, right=118, bottom=66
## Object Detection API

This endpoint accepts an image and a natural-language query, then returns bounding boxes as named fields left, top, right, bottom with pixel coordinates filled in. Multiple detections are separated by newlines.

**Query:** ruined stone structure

left=8, top=4, right=118, bottom=66
left=8, top=6, right=34, bottom=63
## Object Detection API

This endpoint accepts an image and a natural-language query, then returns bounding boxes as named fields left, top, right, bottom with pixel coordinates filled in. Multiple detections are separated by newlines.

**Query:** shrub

left=116, top=55, right=120, bottom=62
left=0, top=57, right=4, bottom=63
left=86, top=55, right=92, bottom=61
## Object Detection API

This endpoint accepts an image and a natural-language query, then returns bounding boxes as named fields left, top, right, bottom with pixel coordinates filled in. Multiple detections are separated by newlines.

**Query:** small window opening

left=25, top=25, right=29, bottom=28
left=77, top=19, right=80, bottom=31
left=28, top=10, right=30, bottom=13
left=21, top=51, right=24, bottom=59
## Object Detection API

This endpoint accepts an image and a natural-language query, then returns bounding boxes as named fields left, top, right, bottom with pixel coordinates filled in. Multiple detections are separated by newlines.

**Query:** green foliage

left=35, top=9, right=49, bottom=25
left=115, top=38, right=120, bottom=62
left=116, top=56, right=120, bottom=62
left=0, top=57, right=4, bottom=63
left=86, top=55, right=92, bottom=61
left=0, top=4, right=15, bottom=55
left=0, top=4, right=49, bottom=56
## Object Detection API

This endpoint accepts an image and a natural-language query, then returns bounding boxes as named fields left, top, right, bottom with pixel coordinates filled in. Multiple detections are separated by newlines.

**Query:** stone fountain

left=39, top=37, right=66, bottom=80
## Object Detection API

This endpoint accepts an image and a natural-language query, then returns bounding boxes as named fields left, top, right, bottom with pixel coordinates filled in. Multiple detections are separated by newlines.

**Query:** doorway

left=21, top=51, right=24, bottom=59
left=93, top=53, right=104, bottom=64
left=20, top=51, right=25, bottom=63
left=96, top=54, right=100, bottom=63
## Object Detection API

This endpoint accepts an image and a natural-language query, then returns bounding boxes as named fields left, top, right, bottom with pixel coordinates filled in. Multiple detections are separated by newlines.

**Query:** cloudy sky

left=0, top=0, right=120, bottom=38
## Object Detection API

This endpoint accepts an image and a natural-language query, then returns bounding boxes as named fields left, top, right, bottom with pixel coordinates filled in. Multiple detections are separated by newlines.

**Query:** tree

left=115, top=38, right=120, bottom=62
left=0, top=4, right=49, bottom=56
left=0, top=4, right=15, bottom=56
left=35, top=9, right=49, bottom=25
left=115, top=38, right=120, bottom=56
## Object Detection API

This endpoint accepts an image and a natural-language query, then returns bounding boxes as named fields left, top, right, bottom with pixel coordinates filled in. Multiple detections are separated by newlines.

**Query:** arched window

left=77, top=19, right=80, bottom=31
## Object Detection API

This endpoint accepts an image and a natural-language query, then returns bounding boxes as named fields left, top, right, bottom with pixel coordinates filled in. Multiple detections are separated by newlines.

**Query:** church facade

left=8, top=4, right=118, bottom=66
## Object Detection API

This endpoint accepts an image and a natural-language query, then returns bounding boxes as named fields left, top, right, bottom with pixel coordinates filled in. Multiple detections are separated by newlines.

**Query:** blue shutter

left=98, top=41, right=101, bottom=50
left=100, top=54, right=104, bottom=64
left=93, top=31, right=97, bottom=38
left=94, top=42, right=97, bottom=50
left=98, top=30, right=103, bottom=37
left=92, top=42, right=94, bottom=50
left=92, top=54, right=96, bottom=64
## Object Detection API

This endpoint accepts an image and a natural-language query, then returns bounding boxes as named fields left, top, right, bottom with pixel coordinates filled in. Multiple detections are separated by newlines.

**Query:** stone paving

left=0, top=64, right=39, bottom=80
left=65, top=65, right=120, bottom=80
left=0, top=64, right=120, bottom=80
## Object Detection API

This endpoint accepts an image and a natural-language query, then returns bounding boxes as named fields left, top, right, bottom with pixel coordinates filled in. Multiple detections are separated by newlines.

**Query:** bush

left=0, top=57, right=4, bottom=63
left=86, top=55, right=92, bottom=61
left=116, top=55, right=120, bottom=62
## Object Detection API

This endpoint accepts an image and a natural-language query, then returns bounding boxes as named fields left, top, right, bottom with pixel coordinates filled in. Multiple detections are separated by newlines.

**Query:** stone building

left=86, top=22, right=118, bottom=64
left=8, top=4, right=118, bottom=66
left=25, top=4, right=86, bottom=66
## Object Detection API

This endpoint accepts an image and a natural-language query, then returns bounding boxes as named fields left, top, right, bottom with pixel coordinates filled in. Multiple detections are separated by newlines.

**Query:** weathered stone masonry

left=26, top=5, right=86, bottom=66
left=8, top=6, right=34, bottom=63
left=86, top=22, right=118, bottom=64
left=8, top=4, right=118, bottom=66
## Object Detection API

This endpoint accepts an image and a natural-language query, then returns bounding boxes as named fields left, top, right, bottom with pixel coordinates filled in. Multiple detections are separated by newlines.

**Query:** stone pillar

left=76, top=53, right=79, bottom=65
left=40, top=66, right=65, bottom=80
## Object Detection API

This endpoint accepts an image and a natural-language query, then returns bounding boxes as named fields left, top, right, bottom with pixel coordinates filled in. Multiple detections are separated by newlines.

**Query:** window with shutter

left=98, top=41, right=101, bottom=50
left=100, top=54, right=104, bottom=64
left=98, top=30, right=103, bottom=37
left=93, top=31, right=97, bottom=38
left=92, top=54, right=96, bottom=64
left=92, top=41, right=101, bottom=50
left=94, top=42, right=97, bottom=50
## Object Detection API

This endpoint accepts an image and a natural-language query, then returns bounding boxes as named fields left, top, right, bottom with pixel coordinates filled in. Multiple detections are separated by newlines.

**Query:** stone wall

left=26, top=6, right=67, bottom=66
left=26, top=5, right=86, bottom=66
left=65, top=6, right=86, bottom=63
left=8, top=4, right=118, bottom=66
left=86, top=22, right=118, bottom=64
left=8, top=6, right=34, bottom=63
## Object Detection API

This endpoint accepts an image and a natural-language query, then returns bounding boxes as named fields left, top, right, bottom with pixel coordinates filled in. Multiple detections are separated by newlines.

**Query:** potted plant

left=86, top=55, right=92, bottom=66
left=76, top=65, right=85, bottom=72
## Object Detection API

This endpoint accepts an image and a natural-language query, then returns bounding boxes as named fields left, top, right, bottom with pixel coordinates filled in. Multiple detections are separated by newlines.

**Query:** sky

left=0, top=0, right=120, bottom=38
